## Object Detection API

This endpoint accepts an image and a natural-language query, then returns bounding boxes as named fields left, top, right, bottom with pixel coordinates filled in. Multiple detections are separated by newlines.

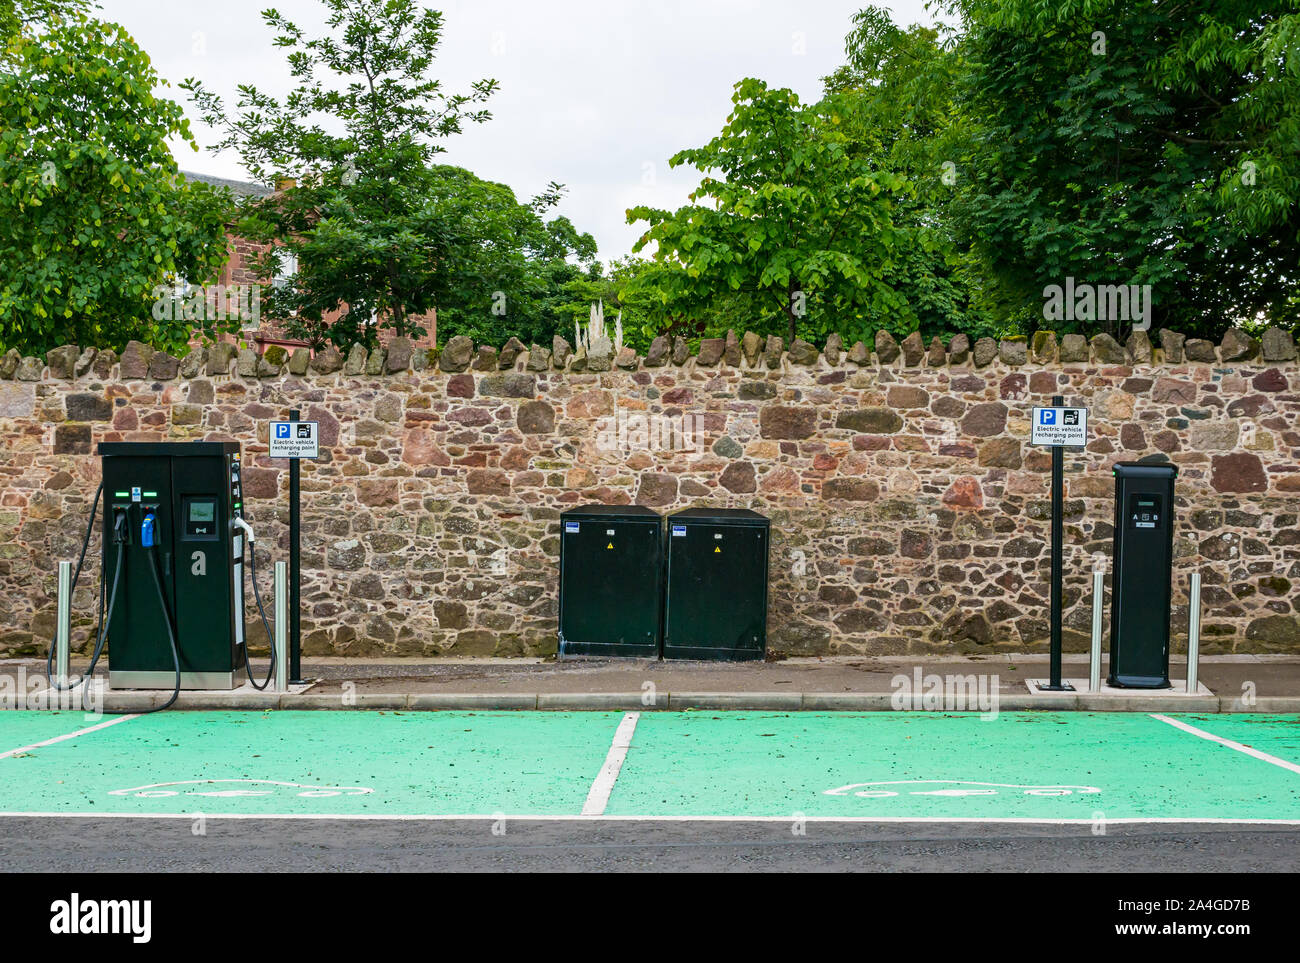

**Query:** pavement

left=6, top=653, right=1299, bottom=712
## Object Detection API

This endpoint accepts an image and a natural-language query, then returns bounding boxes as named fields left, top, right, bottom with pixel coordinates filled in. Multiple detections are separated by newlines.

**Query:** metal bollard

left=1186, top=572, right=1201, bottom=694
left=1089, top=559, right=1105, bottom=693
left=274, top=561, right=288, bottom=693
left=55, top=560, right=72, bottom=687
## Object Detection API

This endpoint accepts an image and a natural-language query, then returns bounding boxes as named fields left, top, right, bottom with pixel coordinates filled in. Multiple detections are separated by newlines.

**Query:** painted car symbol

left=823, top=780, right=1101, bottom=798
left=108, top=779, right=373, bottom=798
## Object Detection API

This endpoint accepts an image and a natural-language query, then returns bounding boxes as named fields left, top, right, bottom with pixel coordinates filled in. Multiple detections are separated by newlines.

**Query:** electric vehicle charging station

left=98, top=442, right=250, bottom=689
left=46, top=439, right=282, bottom=708
left=1108, top=462, right=1178, bottom=688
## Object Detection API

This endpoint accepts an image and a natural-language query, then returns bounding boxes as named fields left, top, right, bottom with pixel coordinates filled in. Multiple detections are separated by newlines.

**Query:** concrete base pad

left=1026, top=678, right=1212, bottom=697
left=32, top=681, right=313, bottom=713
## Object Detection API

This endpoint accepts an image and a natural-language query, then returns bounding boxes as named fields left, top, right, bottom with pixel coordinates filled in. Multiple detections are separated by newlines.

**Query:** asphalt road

left=4, top=818, right=1297, bottom=872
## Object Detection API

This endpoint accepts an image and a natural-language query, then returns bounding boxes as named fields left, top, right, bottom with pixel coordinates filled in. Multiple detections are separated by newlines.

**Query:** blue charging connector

left=141, top=511, right=156, bottom=548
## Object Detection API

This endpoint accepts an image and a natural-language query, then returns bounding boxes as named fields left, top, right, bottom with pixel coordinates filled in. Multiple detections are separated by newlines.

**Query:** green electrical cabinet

left=557, top=505, right=663, bottom=658
left=663, top=508, right=769, bottom=661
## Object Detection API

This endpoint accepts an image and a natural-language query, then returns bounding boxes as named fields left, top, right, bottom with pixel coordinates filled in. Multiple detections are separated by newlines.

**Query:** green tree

left=628, top=78, right=913, bottom=346
left=0, top=0, right=84, bottom=55
left=546, top=256, right=667, bottom=352
left=825, top=7, right=1004, bottom=343
left=423, top=167, right=597, bottom=347
left=183, top=0, right=499, bottom=349
left=946, top=0, right=1300, bottom=336
left=0, top=0, right=233, bottom=354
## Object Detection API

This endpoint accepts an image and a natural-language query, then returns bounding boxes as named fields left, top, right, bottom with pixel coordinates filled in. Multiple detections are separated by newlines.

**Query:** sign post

left=269, top=412, right=319, bottom=684
left=1030, top=397, right=1088, bottom=691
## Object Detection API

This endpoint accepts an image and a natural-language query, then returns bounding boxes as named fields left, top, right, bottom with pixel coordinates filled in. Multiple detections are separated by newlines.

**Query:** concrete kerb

left=537, top=693, right=642, bottom=710
left=25, top=658, right=1300, bottom=713
left=81, top=690, right=1300, bottom=712
left=668, top=692, right=803, bottom=711
left=407, top=693, right=538, bottom=710
left=800, top=693, right=896, bottom=710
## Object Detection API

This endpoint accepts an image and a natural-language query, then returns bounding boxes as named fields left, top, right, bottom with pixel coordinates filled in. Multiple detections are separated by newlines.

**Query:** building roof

left=181, top=170, right=274, bottom=198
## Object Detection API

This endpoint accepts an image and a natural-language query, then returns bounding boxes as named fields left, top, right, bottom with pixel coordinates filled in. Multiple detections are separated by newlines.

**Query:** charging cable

left=45, top=498, right=181, bottom=714
left=46, top=485, right=122, bottom=693
left=233, top=517, right=277, bottom=690
left=46, top=488, right=277, bottom=708
left=142, top=510, right=182, bottom=713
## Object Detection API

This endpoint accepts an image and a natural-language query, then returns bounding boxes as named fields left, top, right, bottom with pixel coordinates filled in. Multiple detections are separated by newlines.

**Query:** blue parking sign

left=276, top=423, right=291, bottom=438
left=1040, top=409, right=1055, bottom=425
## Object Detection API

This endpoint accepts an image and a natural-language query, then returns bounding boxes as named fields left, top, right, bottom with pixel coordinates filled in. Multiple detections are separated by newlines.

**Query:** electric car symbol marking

left=823, top=780, right=1101, bottom=798
left=109, top=780, right=373, bottom=798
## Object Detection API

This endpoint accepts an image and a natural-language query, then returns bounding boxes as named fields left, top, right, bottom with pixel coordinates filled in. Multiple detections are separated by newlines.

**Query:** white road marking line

left=0, top=714, right=137, bottom=761
left=1, top=812, right=1300, bottom=825
left=1152, top=713, right=1300, bottom=776
left=582, top=711, right=639, bottom=816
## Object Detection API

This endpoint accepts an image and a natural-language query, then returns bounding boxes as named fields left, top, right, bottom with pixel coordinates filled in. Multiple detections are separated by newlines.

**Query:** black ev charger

left=45, top=443, right=278, bottom=711
left=1109, top=462, right=1179, bottom=688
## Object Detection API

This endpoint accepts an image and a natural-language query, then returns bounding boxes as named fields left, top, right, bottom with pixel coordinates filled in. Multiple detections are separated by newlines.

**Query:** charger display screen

left=183, top=497, right=218, bottom=539
left=1127, top=493, right=1163, bottom=530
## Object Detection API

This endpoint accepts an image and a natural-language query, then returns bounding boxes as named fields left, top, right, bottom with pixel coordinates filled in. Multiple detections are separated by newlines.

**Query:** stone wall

left=1, top=324, right=1298, bottom=659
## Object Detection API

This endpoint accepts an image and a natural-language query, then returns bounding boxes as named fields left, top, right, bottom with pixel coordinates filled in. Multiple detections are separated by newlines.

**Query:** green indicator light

left=113, top=491, right=129, bottom=498
left=142, top=491, right=158, bottom=498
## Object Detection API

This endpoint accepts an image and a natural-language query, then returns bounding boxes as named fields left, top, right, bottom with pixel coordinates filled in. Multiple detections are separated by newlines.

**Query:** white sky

left=100, top=0, right=942, bottom=262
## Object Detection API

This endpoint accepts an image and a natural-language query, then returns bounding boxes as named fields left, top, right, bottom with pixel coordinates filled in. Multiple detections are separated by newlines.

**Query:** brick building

left=183, top=171, right=436, bottom=354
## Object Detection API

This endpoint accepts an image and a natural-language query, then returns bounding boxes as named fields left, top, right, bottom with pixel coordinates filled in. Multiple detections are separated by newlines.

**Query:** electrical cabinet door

left=664, top=509, right=769, bottom=661
left=171, top=451, right=245, bottom=674
left=558, top=506, right=662, bottom=657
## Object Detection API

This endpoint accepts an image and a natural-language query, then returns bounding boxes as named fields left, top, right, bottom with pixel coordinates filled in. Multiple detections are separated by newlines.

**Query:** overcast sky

left=101, top=0, right=942, bottom=262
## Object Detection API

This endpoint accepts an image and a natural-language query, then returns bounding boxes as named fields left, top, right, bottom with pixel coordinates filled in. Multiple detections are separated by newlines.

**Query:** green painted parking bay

left=1, top=710, right=1298, bottom=821
left=1168, top=713, right=1300, bottom=768
left=0, top=710, right=124, bottom=754
left=0, top=711, right=622, bottom=817
left=608, top=712, right=1300, bottom=821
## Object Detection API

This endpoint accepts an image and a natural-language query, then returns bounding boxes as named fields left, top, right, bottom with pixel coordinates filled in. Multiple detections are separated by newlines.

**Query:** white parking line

left=0, top=714, right=137, bottom=761
left=582, top=712, right=639, bottom=816
left=1151, top=714, right=1300, bottom=776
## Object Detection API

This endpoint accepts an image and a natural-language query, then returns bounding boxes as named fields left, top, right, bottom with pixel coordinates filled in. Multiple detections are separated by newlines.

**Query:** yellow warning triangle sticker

left=714, top=546, right=722, bottom=553
left=606, top=542, right=614, bottom=549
